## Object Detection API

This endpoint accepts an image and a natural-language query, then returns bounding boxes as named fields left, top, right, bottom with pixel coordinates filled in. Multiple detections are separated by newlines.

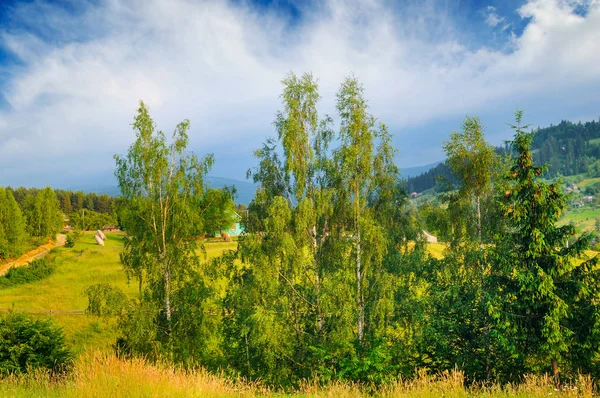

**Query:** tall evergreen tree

left=490, top=111, right=600, bottom=379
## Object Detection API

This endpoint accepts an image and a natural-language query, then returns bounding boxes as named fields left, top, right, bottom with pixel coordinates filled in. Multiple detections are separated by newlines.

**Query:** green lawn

left=0, top=231, right=237, bottom=355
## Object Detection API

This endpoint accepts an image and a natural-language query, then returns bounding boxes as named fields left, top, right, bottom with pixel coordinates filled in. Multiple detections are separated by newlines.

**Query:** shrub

left=85, top=284, right=127, bottom=317
left=0, top=312, right=72, bottom=375
left=64, top=230, right=82, bottom=248
left=65, top=234, right=76, bottom=248
left=0, top=259, right=55, bottom=288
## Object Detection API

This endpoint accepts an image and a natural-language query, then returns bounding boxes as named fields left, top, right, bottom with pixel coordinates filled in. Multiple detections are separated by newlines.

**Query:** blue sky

left=1, top=0, right=599, bottom=188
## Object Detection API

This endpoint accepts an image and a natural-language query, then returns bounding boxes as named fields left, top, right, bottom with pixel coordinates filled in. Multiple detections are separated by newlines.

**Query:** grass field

left=0, top=231, right=237, bottom=355
left=559, top=206, right=600, bottom=233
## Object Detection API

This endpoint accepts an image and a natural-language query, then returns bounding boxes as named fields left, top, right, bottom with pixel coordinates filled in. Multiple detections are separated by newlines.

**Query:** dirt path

left=0, top=234, right=66, bottom=276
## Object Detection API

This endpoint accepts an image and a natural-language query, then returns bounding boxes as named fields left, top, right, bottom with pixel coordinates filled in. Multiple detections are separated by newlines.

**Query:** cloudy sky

left=0, top=0, right=599, bottom=188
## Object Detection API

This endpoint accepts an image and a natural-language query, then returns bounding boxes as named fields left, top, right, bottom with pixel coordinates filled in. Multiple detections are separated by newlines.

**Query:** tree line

left=0, top=187, right=62, bottom=260
left=110, top=74, right=600, bottom=387
left=0, top=188, right=123, bottom=261
left=8, top=187, right=116, bottom=215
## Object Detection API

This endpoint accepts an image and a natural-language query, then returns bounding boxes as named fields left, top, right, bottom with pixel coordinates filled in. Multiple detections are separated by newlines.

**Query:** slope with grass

left=0, top=232, right=237, bottom=355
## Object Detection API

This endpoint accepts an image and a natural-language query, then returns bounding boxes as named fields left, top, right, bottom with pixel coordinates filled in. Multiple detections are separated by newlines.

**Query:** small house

left=422, top=230, right=438, bottom=243
left=214, top=211, right=245, bottom=237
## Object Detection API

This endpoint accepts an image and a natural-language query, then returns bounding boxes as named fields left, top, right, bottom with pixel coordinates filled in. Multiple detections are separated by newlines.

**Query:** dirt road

left=0, top=234, right=66, bottom=276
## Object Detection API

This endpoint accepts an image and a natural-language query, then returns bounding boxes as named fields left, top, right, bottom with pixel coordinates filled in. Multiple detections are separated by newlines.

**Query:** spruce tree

left=490, top=111, right=600, bottom=379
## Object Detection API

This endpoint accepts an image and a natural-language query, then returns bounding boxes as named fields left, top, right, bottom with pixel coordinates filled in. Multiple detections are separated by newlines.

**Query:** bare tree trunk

left=552, top=359, right=559, bottom=384
left=292, top=295, right=303, bottom=361
left=312, top=225, right=323, bottom=336
left=245, top=332, right=251, bottom=374
left=477, top=195, right=482, bottom=246
left=477, top=195, right=490, bottom=378
left=357, top=229, right=364, bottom=343
left=164, top=265, right=172, bottom=326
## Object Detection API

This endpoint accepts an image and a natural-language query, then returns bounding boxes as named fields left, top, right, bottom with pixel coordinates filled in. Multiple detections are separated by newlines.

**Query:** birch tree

left=114, top=101, right=213, bottom=351
left=333, top=76, right=395, bottom=344
left=443, top=117, right=497, bottom=244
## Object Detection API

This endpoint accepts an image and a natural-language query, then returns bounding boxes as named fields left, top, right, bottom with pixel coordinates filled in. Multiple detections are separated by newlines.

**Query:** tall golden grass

left=0, top=351, right=595, bottom=397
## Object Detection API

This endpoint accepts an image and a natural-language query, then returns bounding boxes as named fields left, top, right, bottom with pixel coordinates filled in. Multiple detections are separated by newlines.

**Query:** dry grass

left=0, top=353, right=595, bottom=397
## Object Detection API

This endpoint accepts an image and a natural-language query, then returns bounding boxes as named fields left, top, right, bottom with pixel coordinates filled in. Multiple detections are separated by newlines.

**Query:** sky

left=0, top=0, right=599, bottom=188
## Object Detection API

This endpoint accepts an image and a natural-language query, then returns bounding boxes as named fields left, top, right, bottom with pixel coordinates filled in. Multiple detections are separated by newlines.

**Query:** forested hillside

left=406, top=118, right=600, bottom=193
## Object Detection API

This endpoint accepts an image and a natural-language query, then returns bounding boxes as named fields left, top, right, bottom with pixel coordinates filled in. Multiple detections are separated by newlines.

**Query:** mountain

left=204, top=176, right=257, bottom=205
left=404, top=118, right=600, bottom=194
left=400, top=161, right=444, bottom=180
left=71, top=176, right=257, bottom=205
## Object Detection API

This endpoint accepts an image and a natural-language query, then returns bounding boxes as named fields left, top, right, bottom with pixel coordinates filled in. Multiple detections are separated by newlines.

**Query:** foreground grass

left=0, top=351, right=594, bottom=397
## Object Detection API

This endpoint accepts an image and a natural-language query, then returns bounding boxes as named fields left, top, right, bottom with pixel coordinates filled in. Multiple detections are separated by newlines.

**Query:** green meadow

left=0, top=232, right=236, bottom=355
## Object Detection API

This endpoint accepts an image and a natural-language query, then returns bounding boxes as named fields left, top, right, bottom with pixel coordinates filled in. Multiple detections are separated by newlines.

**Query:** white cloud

left=1, top=0, right=600, bottom=184
left=484, top=5, right=505, bottom=27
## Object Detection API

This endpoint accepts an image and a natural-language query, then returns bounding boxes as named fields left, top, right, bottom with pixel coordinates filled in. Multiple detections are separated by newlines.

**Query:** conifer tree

left=22, top=187, right=62, bottom=241
left=490, top=111, right=600, bottom=379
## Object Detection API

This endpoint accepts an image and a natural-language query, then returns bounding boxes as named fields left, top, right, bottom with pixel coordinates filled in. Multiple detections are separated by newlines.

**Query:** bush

left=64, top=231, right=81, bottom=248
left=64, top=234, right=75, bottom=248
left=85, top=284, right=127, bottom=317
left=0, top=259, right=55, bottom=288
left=0, top=312, right=72, bottom=375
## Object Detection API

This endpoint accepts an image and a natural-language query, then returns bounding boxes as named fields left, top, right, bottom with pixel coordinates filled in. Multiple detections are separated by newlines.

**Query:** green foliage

left=201, top=187, right=238, bottom=235
left=85, top=284, right=127, bottom=317
left=85, top=80, right=600, bottom=388
left=489, top=111, right=600, bottom=378
left=69, top=209, right=115, bottom=231
left=0, top=259, right=55, bottom=288
left=21, top=187, right=62, bottom=241
left=0, top=188, right=28, bottom=260
left=0, top=312, right=71, bottom=375
left=231, top=73, right=416, bottom=385
left=114, top=101, right=215, bottom=362
left=587, top=159, right=600, bottom=177
left=443, top=116, right=499, bottom=244
left=65, top=234, right=76, bottom=248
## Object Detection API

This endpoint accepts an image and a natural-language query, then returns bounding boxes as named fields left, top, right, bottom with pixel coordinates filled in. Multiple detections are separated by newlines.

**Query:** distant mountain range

left=71, top=176, right=257, bottom=205
left=69, top=165, right=448, bottom=205
left=399, top=161, right=444, bottom=180
left=402, top=118, right=600, bottom=194
left=204, top=176, right=257, bottom=205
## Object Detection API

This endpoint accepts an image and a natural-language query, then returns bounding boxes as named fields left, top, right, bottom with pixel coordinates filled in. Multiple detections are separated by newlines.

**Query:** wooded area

left=2, top=73, right=600, bottom=390
left=110, top=74, right=600, bottom=386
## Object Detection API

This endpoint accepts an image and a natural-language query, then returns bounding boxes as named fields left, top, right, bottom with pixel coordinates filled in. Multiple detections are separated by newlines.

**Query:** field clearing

left=405, top=242, right=446, bottom=259
left=0, top=231, right=237, bottom=355
left=425, top=242, right=445, bottom=259
left=559, top=207, right=600, bottom=232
